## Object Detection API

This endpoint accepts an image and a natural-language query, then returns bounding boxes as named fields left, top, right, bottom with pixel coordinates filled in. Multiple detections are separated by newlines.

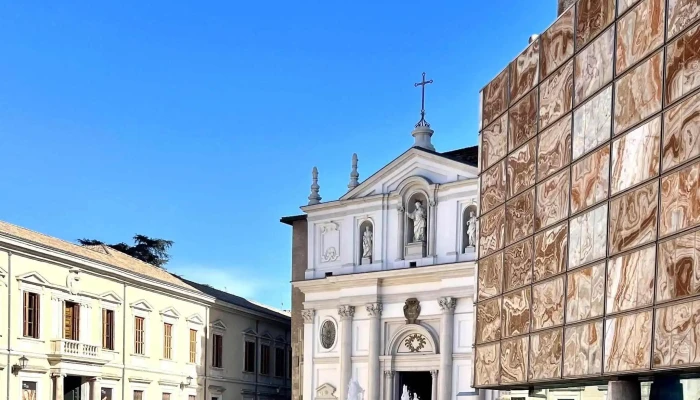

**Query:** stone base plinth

left=361, top=257, right=371, bottom=265
left=405, top=241, right=426, bottom=259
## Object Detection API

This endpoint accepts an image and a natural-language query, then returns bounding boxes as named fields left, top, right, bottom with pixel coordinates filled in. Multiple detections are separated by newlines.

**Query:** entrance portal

left=64, top=376, right=83, bottom=400
left=397, top=371, right=432, bottom=400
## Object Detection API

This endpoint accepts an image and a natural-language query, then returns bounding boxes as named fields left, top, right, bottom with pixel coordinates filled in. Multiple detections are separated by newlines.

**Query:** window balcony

left=48, top=339, right=109, bottom=365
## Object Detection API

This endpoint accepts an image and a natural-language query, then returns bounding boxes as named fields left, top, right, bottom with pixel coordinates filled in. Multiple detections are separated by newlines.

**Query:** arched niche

left=386, top=323, right=439, bottom=356
left=405, top=192, right=429, bottom=244
left=358, top=219, right=374, bottom=265
left=462, top=204, right=478, bottom=253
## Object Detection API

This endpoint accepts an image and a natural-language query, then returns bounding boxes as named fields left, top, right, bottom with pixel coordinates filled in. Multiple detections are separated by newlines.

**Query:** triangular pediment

left=242, top=327, right=257, bottom=336
left=159, top=306, right=181, bottom=319
left=16, top=271, right=54, bottom=287
left=100, top=291, right=123, bottom=304
left=129, top=299, right=154, bottom=312
left=341, top=148, right=478, bottom=200
left=316, top=383, right=338, bottom=400
left=211, top=319, right=227, bottom=331
left=186, top=313, right=204, bottom=325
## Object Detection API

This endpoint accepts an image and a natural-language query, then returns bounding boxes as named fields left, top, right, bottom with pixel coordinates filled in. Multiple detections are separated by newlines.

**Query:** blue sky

left=0, top=1, right=556, bottom=308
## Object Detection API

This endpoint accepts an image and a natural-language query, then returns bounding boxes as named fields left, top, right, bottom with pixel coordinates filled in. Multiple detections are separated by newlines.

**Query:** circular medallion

left=404, top=333, right=427, bottom=352
left=320, top=320, right=336, bottom=349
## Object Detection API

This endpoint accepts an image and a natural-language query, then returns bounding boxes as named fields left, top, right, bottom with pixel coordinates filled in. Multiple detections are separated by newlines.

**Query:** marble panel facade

left=660, top=159, right=700, bottom=237
left=504, top=238, right=534, bottom=292
left=666, top=22, right=700, bottom=105
left=653, top=299, right=700, bottom=367
left=534, top=222, right=568, bottom=282
left=510, top=40, right=540, bottom=103
left=613, top=50, right=663, bottom=135
left=615, top=0, right=665, bottom=74
left=610, top=116, right=661, bottom=195
left=574, top=27, right=614, bottom=105
left=502, top=287, right=532, bottom=339
left=539, top=60, right=574, bottom=131
left=500, top=336, right=529, bottom=384
left=566, top=262, right=605, bottom=323
left=532, top=276, right=565, bottom=330
left=529, top=328, right=563, bottom=381
left=656, top=229, right=700, bottom=303
left=569, top=204, right=608, bottom=269
left=618, top=0, right=642, bottom=14
left=480, top=206, right=506, bottom=258
left=476, top=297, right=502, bottom=344
left=507, top=139, right=536, bottom=199
left=576, top=0, right=615, bottom=49
left=571, top=145, right=610, bottom=213
left=482, top=68, right=509, bottom=129
left=604, top=310, right=653, bottom=373
left=563, top=320, right=603, bottom=377
left=478, top=251, right=504, bottom=301
left=537, top=114, right=572, bottom=181
left=481, top=160, right=506, bottom=215
left=508, top=89, right=538, bottom=150
left=481, top=113, right=508, bottom=172
left=608, top=181, right=659, bottom=255
left=606, top=245, right=656, bottom=313
left=505, top=188, right=535, bottom=246
left=667, top=0, right=700, bottom=39
left=535, top=169, right=570, bottom=232
left=540, top=7, right=574, bottom=79
left=573, top=85, right=612, bottom=160
left=475, top=343, right=501, bottom=387
left=663, top=90, right=700, bottom=171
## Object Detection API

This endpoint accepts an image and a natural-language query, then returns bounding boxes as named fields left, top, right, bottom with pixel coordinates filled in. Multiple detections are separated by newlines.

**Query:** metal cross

left=414, top=72, right=433, bottom=127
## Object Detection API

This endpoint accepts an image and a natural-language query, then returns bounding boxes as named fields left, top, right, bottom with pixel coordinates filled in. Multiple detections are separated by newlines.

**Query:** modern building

left=474, top=0, right=700, bottom=399
left=282, top=94, right=481, bottom=400
left=0, top=219, right=291, bottom=400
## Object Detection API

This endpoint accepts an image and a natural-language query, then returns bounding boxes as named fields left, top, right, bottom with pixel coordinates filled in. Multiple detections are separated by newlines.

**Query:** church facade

left=283, top=108, right=481, bottom=400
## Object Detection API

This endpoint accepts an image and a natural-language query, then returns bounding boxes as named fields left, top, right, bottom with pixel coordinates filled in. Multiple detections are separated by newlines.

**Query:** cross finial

left=414, top=72, right=433, bottom=128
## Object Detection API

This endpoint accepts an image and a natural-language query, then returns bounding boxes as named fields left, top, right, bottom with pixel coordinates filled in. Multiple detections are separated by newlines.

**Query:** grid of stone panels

left=474, top=0, right=700, bottom=389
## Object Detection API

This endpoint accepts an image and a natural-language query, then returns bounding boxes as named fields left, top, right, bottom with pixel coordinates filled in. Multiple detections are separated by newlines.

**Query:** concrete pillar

left=89, top=378, right=100, bottom=400
left=366, top=303, right=383, bottom=400
left=608, top=380, right=641, bottom=400
left=53, top=374, right=65, bottom=400
left=430, top=370, right=438, bottom=400
left=384, top=371, right=395, bottom=400
left=438, top=297, right=457, bottom=400
left=397, top=206, right=405, bottom=260
left=301, top=309, right=315, bottom=400
left=650, top=376, right=683, bottom=400
left=339, top=305, right=356, bottom=400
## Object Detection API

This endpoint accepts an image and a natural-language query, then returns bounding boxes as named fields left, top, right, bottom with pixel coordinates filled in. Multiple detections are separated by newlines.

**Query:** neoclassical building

left=283, top=106, right=480, bottom=400
left=0, top=220, right=291, bottom=400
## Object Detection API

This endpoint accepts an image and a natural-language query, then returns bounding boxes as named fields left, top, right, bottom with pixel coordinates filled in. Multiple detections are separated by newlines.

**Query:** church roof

left=280, top=214, right=306, bottom=225
left=0, top=220, right=198, bottom=290
left=179, top=277, right=291, bottom=320
left=417, top=145, right=479, bottom=166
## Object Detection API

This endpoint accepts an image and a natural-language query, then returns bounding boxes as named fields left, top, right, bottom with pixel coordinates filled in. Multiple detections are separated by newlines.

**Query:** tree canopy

left=78, top=235, right=174, bottom=268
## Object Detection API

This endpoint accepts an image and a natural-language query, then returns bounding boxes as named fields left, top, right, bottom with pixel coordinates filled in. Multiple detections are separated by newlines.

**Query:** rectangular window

left=63, top=301, right=80, bottom=341
left=261, top=344, right=270, bottom=375
left=212, top=334, right=223, bottom=368
left=162, top=394, right=171, bottom=400
left=189, top=329, right=197, bottom=363
left=133, top=391, right=143, bottom=400
left=163, top=323, right=173, bottom=359
left=134, top=316, right=145, bottom=355
left=275, top=347, right=285, bottom=377
left=244, top=340, right=256, bottom=373
left=101, top=388, right=113, bottom=400
left=102, top=309, right=114, bottom=350
left=23, top=292, right=40, bottom=338
left=22, top=381, right=37, bottom=400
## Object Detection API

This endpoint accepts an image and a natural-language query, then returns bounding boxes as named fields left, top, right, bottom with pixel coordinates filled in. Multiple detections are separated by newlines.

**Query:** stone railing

left=50, top=339, right=101, bottom=359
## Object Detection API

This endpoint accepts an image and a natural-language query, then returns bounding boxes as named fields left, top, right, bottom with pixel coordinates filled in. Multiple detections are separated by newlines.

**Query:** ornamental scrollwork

left=403, top=333, right=427, bottom=353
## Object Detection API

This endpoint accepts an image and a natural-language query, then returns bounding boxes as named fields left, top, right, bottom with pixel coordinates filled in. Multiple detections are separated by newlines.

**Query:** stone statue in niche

left=466, top=211, right=477, bottom=248
left=360, top=225, right=373, bottom=265
left=406, top=201, right=426, bottom=242
left=403, top=298, right=421, bottom=324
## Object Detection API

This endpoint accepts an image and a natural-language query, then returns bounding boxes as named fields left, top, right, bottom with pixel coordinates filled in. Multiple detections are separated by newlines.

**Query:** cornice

left=302, top=287, right=475, bottom=310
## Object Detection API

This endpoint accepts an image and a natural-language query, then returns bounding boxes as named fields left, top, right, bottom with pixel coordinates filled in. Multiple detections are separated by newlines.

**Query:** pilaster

left=302, top=309, right=315, bottom=400
left=438, top=297, right=457, bottom=400
left=366, top=303, right=382, bottom=400
left=338, top=305, right=355, bottom=400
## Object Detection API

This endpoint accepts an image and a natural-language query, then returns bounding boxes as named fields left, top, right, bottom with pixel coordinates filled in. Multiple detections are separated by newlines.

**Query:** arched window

left=359, top=220, right=373, bottom=264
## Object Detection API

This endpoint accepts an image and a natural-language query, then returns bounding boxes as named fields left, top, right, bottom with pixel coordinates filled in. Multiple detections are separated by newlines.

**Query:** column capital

left=430, top=370, right=438, bottom=377
left=397, top=205, right=405, bottom=213
left=366, top=302, right=382, bottom=317
left=384, top=370, right=395, bottom=378
left=438, top=297, right=457, bottom=312
left=338, top=305, right=355, bottom=320
left=301, top=309, right=315, bottom=324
